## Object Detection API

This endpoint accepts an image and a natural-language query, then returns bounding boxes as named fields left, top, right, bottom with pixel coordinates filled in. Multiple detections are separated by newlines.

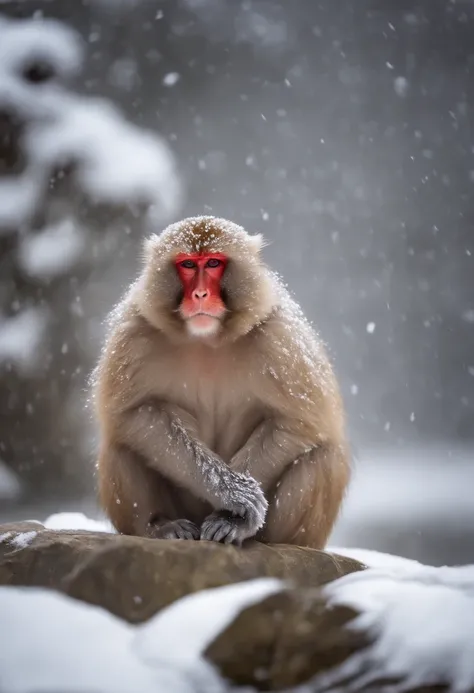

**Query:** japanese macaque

left=93, top=216, right=351, bottom=548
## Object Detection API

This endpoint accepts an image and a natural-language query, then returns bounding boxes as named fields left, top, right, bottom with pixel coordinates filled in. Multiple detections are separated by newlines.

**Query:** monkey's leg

left=148, top=518, right=200, bottom=540
left=116, top=403, right=267, bottom=544
left=257, top=445, right=350, bottom=549
left=98, top=444, right=199, bottom=539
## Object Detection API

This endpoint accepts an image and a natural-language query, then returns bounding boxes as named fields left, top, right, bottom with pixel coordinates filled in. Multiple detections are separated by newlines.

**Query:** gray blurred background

left=0, top=0, right=473, bottom=567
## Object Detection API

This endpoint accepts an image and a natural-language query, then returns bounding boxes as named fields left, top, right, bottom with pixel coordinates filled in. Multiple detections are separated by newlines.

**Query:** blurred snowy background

left=0, top=0, right=473, bottom=567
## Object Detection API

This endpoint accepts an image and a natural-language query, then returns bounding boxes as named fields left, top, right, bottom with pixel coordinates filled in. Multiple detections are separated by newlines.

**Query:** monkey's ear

left=142, top=234, right=159, bottom=262
left=247, top=233, right=268, bottom=253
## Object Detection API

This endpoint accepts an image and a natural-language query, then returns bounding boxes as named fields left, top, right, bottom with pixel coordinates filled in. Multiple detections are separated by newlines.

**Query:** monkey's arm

left=229, top=418, right=319, bottom=490
left=230, top=333, right=347, bottom=492
left=114, top=401, right=268, bottom=541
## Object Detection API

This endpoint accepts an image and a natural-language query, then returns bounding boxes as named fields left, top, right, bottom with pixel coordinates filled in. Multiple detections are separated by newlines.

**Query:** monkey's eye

left=206, top=258, right=222, bottom=268
left=180, top=260, right=196, bottom=269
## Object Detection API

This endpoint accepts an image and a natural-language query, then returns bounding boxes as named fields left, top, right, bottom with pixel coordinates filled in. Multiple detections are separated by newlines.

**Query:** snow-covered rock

left=1, top=514, right=474, bottom=691
left=318, top=564, right=474, bottom=692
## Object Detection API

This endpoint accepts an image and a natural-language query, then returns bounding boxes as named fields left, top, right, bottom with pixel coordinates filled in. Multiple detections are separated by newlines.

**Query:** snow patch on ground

left=334, top=445, right=474, bottom=527
left=8, top=530, right=37, bottom=549
left=318, top=563, right=474, bottom=692
left=0, top=529, right=37, bottom=549
left=42, top=511, right=114, bottom=532
left=330, top=444, right=474, bottom=569
left=0, top=586, right=155, bottom=693
left=0, top=579, right=283, bottom=693
left=329, top=545, right=423, bottom=570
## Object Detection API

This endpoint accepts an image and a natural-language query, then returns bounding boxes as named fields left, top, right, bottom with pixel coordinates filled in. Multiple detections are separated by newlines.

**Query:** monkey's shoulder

left=250, top=301, right=339, bottom=403
left=96, top=305, right=169, bottom=389
left=255, top=301, right=328, bottom=363
left=105, top=299, right=166, bottom=346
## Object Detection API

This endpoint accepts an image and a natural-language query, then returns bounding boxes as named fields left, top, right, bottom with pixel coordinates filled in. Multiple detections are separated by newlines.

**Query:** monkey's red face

left=175, top=252, right=228, bottom=338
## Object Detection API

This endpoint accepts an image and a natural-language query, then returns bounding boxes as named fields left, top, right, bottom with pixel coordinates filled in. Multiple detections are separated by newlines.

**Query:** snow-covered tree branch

left=0, top=13, right=182, bottom=500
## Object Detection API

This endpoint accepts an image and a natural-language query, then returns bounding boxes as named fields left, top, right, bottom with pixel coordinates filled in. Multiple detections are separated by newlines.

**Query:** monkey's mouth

left=187, top=311, right=221, bottom=319
left=185, top=313, right=222, bottom=337
left=187, top=312, right=222, bottom=327
left=183, top=307, right=226, bottom=321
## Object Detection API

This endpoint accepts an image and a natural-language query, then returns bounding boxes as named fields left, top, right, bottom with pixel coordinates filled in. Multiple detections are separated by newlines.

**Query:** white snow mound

left=42, top=511, right=114, bottom=533
left=0, top=578, right=283, bottom=693
left=319, top=563, right=474, bottom=692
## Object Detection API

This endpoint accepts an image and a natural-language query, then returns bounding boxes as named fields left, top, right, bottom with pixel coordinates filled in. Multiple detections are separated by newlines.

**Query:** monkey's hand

left=200, top=474, right=268, bottom=545
left=199, top=510, right=249, bottom=545
left=148, top=519, right=200, bottom=540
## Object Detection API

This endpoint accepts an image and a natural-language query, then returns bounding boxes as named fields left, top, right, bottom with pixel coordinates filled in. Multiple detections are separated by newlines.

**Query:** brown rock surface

left=207, top=588, right=449, bottom=692
left=206, top=587, right=367, bottom=690
left=0, top=521, right=364, bottom=623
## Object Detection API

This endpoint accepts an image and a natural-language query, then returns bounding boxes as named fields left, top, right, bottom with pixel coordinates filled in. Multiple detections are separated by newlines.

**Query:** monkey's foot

left=200, top=510, right=255, bottom=546
left=148, top=519, right=200, bottom=540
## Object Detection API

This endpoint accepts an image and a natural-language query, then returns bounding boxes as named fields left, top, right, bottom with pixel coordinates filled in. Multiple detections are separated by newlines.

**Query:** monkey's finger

left=160, top=529, right=181, bottom=539
left=186, top=528, right=201, bottom=539
left=199, top=522, right=212, bottom=541
left=200, top=519, right=224, bottom=542
left=212, top=522, right=234, bottom=543
left=223, top=528, right=242, bottom=545
left=156, top=519, right=199, bottom=540
left=201, top=524, right=221, bottom=542
left=176, top=529, right=197, bottom=540
left=177, top=527, right=200, bottom=540
left=175, top=520, right=200, bottom=539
